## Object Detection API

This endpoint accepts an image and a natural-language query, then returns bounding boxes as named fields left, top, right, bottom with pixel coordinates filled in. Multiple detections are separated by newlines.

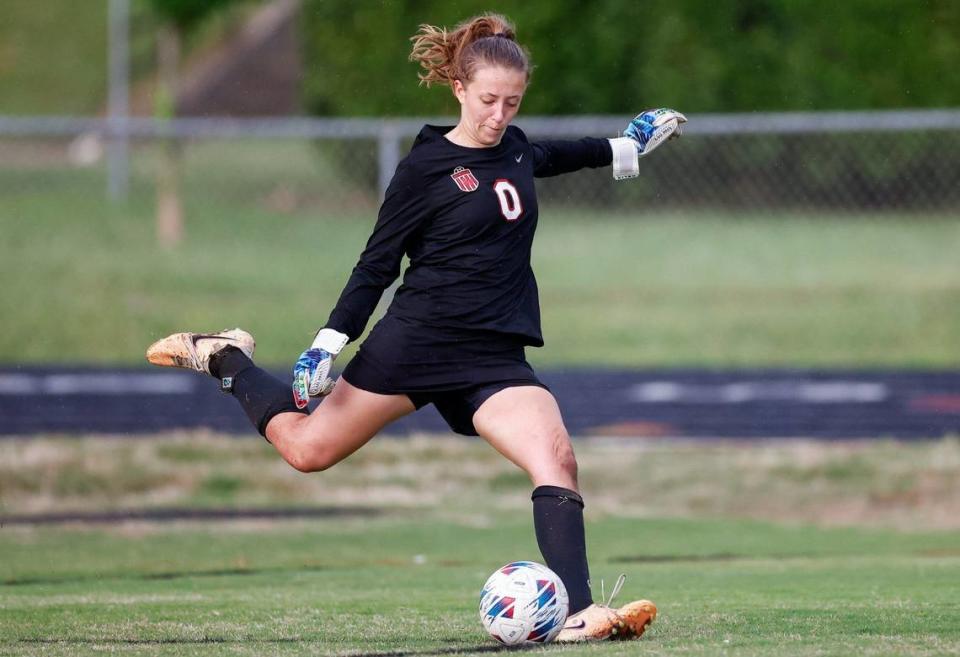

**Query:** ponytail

left=409, top=13, right=530, bottom=87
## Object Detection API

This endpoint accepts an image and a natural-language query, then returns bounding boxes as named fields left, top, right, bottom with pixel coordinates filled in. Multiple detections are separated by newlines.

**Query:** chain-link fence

left=508, top=112, right=960, bottom=214
left=1, top=110, right=958, bottom=216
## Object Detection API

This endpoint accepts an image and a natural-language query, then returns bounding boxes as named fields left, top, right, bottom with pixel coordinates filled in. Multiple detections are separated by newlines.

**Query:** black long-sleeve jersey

left=325, top=124, right=612, bottom=347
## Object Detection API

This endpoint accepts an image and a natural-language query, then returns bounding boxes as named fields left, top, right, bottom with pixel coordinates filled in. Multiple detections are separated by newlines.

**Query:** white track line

left=0, top=373, right=195, bottom=395
left=628, top=381, right=889, bottom=404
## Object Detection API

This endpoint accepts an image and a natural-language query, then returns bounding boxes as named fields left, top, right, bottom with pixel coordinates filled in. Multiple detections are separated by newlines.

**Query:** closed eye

left=481, top=97, right=521, bottom=106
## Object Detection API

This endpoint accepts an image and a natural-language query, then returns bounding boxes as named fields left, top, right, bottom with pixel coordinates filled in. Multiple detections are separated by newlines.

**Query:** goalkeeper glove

left=609, top=108, right=687, bottom=180
left=292, top=327, right=349, bottom=409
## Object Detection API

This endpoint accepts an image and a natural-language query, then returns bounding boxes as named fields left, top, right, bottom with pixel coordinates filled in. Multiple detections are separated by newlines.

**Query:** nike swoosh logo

left=564, top=620, right=586, bottom=630
left=515, top=153, right=523, bottom=163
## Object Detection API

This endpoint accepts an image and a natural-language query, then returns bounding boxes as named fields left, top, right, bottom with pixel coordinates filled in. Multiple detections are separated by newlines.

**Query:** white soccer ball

left=478, top=561, right=569, bottom=646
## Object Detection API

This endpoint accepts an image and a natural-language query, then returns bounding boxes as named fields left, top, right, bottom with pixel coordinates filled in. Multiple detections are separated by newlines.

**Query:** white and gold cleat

left=556, top=574, right=656, bottom=642
left=555, top=603, right=626, bottom=642
left=145, top=328, right=254, bottom=375
left=615, top=599, right=657, bottom=639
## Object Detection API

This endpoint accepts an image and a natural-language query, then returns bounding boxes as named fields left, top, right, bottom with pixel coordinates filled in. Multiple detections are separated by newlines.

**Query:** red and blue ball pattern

left=479, top=561, right=569, bottom=646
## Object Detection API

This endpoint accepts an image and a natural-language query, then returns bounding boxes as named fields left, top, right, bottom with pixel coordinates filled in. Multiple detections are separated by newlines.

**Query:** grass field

left=2, top=434, right=960, bottom=656
left=2, top=141, right=959, bottom=368
left=4, top=518, right=960, bottom=656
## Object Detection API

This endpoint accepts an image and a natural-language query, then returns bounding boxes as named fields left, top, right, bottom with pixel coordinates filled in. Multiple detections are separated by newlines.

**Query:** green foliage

left=0, top=0, right=108, bottom=115
left=0, top=0, right=259, bottom=115
left=302, top=0, right=960, bottom=115
left=145, top=0, right=244, bottom=30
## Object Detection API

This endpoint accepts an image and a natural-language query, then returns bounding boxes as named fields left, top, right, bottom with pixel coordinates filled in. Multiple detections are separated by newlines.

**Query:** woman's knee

left=269, top=418, right=343, bottom=473
left=554, top=435, right=579, bottom=480
left=529, top=427, right=578, bottom=486
left=288, top=452, right=332, bottom=473
left=285, top=437, right=344, bottom=473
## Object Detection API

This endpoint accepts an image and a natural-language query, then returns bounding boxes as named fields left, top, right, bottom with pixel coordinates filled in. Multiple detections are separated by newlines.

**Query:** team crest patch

left=451, top=166, right=480, bottom=192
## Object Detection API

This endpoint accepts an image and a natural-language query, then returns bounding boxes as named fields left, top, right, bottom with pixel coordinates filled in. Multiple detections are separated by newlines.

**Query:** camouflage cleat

left=554, top=603, right=626, bottom=643
left=615, top=599, right=657, bottom=639
left=145, top=328, right=255, bottom=375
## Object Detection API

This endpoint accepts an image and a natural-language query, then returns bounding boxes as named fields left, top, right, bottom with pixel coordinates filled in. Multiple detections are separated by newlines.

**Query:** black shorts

left=340, top=314, right=548, bottom=436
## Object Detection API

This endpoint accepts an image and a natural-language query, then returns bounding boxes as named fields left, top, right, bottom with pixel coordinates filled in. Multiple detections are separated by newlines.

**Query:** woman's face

left=452, top=65, right=527, bottom=147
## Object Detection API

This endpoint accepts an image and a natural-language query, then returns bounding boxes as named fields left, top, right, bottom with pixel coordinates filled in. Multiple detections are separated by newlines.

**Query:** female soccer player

left=147, top=13, right=684, bottom=642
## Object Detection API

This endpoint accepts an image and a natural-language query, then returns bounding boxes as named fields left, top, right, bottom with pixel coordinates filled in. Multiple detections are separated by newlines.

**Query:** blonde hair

left=409, top=13, right=531, bottom=87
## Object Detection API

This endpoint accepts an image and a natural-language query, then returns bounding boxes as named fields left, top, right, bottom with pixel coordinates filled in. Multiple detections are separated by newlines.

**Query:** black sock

left=209, top=346, right=307, bottom=438
left=532, top=485, right=593, bottom=614
left=209, top=345, right=254, bottom=380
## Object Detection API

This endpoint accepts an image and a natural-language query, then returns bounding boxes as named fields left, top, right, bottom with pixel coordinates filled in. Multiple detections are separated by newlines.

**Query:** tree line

left=301, top=0, right=960, bottom=116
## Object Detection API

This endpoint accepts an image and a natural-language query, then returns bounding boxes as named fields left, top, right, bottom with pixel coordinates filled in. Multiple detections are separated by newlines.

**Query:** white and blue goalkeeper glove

left=292, top=327, right=349, bottom=409
left=609, top=108, right=687, bottom=180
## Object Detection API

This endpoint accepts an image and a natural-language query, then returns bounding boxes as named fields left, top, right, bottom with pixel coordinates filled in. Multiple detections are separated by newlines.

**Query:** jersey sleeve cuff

left=311, top=328, right=350, bottom=355
left=608, top=137, right=640, bottom=180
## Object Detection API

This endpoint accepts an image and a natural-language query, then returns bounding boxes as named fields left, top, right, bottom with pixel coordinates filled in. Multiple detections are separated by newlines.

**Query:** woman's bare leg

left=472, top=386, right=592, bottom=611
left=472, top=385, right=578, bottom=490
left=473, top=385, right=656, bottom=641
left=264, top=378, right=416, bottom=473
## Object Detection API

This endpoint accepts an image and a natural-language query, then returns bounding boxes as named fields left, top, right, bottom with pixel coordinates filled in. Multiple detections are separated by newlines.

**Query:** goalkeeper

left=147, top=12, right=683, bottom=643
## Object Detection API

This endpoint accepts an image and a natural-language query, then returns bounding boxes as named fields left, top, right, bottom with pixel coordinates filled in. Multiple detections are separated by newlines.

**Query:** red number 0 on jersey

left=493, top=179, right=523, bottom=222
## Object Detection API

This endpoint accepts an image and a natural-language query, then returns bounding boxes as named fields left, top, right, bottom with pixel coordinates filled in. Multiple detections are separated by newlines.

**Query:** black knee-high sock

left=209, top=346, right=307, bottom=438
left=532, top=485, right=593, bottom=614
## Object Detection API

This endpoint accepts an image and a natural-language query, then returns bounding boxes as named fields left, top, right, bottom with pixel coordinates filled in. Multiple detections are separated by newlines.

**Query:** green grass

left=1, top=141, right=959, bottom=367
left=1, top=434, right=959, bottom=655
left=533, top=211, right=960, bottom=366
left=2, top=518, right=958, bottom=656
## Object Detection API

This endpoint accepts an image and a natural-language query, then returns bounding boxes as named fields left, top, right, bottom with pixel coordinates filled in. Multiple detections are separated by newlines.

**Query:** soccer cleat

left=554, top=603, right=626, bottom=642
left=556, top=574, right=656, bottom=643
left=145, top=328, right=254, bottom=375
left=615, top=599, right=657, bottom=639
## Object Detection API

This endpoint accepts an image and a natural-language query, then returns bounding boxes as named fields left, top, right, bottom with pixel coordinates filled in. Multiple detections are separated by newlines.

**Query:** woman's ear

left=452, top=79, right=466, bottom=105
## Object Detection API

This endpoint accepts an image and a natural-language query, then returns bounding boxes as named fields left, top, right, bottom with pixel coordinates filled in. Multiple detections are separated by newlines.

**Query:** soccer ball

left=478, top=561, right=569, bottom=646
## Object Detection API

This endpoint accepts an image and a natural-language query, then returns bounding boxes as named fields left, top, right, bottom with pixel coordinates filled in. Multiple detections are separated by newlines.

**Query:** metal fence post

left=377, top=121, right=401, bottom=200
left=107, top=0, right=130, bottom=201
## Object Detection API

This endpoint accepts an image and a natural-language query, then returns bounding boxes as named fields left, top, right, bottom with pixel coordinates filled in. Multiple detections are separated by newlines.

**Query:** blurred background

left=1, top=0, right=959, bottom=516
left=2, top=0, right=959, bottom=364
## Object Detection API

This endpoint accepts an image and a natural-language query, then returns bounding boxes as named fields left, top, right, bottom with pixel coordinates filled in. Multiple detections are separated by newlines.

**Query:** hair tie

left=492, top=32, right=509, bottom=39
